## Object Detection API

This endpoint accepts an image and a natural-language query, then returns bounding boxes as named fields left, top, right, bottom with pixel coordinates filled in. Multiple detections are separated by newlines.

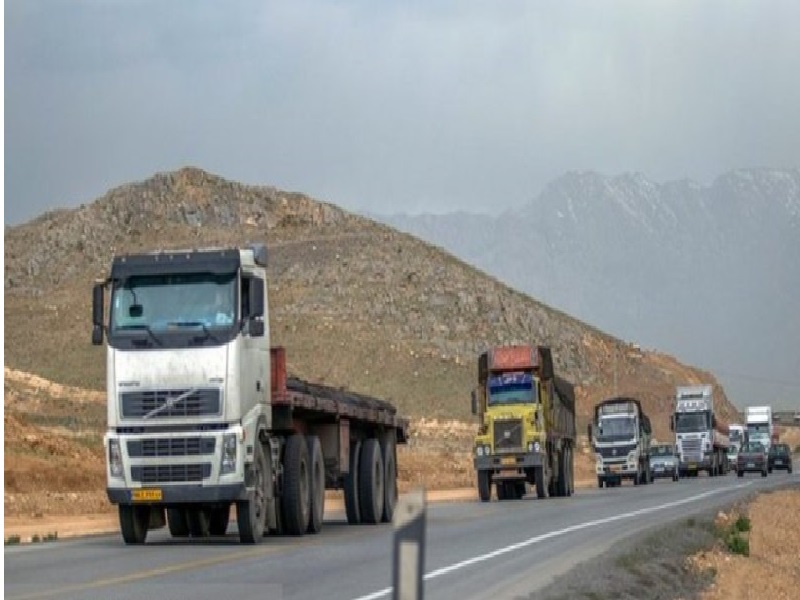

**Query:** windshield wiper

left=118, top=324, right=163, bottom=347
left=167, top=321, right=222, bottom=344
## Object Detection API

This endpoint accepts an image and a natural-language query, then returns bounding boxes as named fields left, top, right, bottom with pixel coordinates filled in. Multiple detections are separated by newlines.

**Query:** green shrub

left=726, top=533, right=750, bottom=556
left=5, top=535, right=21, bottom=545
left=733, top=516, right=751, bottom=532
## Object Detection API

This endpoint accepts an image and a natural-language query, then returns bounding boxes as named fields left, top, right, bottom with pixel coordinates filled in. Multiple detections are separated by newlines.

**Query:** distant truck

left=471, top=345, right=576, bottom=502
left=671, top=385, right=729, bottom=477
left=745, top=406, right=774, bottom=454
left=589, top=396, right=653, bottom=487
left=727, top=424, right=746, bottom=467
left=92, top=245, right=408, bottom=544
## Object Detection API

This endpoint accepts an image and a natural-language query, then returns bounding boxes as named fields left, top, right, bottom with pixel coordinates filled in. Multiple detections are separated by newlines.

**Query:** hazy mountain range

left=376, top=168, right=800, bottom=410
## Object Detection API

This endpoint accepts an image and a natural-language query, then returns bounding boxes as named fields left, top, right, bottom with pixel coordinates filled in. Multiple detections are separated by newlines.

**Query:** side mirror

left=249, top=320, right=265, bottom=337
left=249, top=277, right=265, bottom=318
left=92, top=284, right=104, bottom=346
left=587, top=423, right=592, bottom=439
left=471, top=390, right=478, bottom=416
left=669, top=416, right=675, bottom=432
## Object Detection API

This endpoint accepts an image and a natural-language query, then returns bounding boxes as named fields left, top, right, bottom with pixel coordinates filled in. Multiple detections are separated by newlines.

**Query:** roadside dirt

left=689, top=487, right=800, bottom=600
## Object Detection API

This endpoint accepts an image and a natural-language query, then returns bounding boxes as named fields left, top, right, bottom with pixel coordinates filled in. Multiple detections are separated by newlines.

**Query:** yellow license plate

left=132, top=488, right=162, bottom=502
left=688, top=463, right=697, bottom=469
left=610, top=465, right=621, bottom=472
left=501, top=457, right=516, bottom=466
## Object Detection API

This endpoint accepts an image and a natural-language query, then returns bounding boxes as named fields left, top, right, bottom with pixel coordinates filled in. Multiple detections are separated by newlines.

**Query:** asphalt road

left=6, top=471, right=798, bottom=600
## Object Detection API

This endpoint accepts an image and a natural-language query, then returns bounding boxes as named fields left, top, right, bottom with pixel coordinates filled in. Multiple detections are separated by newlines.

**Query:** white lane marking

left=350, top=481, right=755, bottom=600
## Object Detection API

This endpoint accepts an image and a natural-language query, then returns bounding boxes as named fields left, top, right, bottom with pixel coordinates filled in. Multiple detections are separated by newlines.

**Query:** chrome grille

left=680, top=438, right=702, bottom=461
left=127, top=438, right=215, bottom=458
left=597, top=445, right=635, bottom=459
left=120, top=388, right=221, bottom=419
left=130, top=463, right=212, bottom=484
left=493, top=419, right=523, bottom=453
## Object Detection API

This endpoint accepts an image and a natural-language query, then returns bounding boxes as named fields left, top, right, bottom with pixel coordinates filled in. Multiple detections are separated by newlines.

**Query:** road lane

left=5, top=471, right=797, bottom=600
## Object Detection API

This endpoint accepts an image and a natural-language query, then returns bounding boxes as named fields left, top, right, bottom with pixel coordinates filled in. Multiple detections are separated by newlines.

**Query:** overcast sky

left=5, top=0, right=800, bottom=225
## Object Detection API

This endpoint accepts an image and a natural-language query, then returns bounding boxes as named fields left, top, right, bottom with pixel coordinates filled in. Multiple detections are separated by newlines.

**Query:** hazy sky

left=6, top=0, right=800, bottom=225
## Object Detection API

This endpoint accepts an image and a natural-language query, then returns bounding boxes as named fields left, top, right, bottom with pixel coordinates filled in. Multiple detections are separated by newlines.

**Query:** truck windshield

left=488, top=371, right=537, bottom=406
left=729, top=430, right=743, bottom=442
left=111, top=272, right=237, bottom=333
left=747, top=423, right=770, bottom=434
left=651, top=445, right=674, bottom=456
left=675, top=412, right=708, bottom=433
left=597, top=416, right=635, bottom=441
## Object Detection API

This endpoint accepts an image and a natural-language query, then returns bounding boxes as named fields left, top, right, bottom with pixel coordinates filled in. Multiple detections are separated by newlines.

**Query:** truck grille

left=120, top=388, right=221, bottom=419
left=597, top=445, right=635, bottom=459
left=493, top=419, right=523, bottom=453
left=680, top=438, right=703, bottom=460
left=127, top=438, right=216, bottom=458
left=130, top=463, right=212, bottom=484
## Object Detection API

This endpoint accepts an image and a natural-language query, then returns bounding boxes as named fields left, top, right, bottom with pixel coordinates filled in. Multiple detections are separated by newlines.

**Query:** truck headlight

left=527, top=442, right=534, bottom=452
left=476, top=446, right=484, bottom=457
left=220, top=433, right=237, bottom=475
left=108, top=439, right=123, bottom=478
left=484, top=444, right=491, bottom=456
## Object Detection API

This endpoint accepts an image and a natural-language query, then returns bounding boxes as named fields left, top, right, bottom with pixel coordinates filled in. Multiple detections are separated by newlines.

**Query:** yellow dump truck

left=471, top=345, right=576, bottom=501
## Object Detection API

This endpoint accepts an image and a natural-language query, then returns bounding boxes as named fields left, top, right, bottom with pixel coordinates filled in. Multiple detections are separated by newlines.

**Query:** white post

left=392, top=488, right=426, bottom=600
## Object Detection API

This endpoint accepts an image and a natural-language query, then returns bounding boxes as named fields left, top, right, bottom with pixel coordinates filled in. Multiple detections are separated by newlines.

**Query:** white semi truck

left=92, top=245, right=408, bottom=544
left=671, top=385, right=729, bottom=477
left=745, top=406, right=773, bottom=454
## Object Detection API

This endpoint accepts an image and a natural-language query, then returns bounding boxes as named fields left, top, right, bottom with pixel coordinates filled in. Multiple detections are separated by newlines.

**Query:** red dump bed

left=489, top=345, right=537, bottom=371
left=270, top=347, right=408, bottom=442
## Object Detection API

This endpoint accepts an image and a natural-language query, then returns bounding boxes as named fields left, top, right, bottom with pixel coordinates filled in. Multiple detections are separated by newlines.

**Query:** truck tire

left=598, top=476, right=604, bottom=489
left=567, top=446, right=575, bottom=496
left=556, top=451, right=568, bottom=497
left=209, top=505, right=230, bottom=536
left=282, top=434, right=311, bottom=536
left=344, top=440, right=362, bottom=524
left=477, top=470, right=491, bottom=502
left=306, top=436, right=325, bottom=534
left=237, top=441, right=268, bottom=544
left=514, top=482, right=527, bottom=499
left=119, top=504, right=149, bottom=545
left=359, top=438, right=385, bottom=524
left=167, top=508, right=190, bottom=537
left=534, top=466, right=546, bottom=499
left=381, top=437, right=398, bottom=523
left=496, top=481, right=507, bottom=501
left=187, top=508, right=211, bottom=537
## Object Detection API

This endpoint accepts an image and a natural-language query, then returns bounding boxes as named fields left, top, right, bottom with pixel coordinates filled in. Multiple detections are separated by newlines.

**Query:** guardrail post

left=392, top=488, right=426, bottom=600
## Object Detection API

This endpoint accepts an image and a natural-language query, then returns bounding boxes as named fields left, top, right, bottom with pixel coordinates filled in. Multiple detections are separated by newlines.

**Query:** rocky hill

left=4, top=167, right=740, bottom=436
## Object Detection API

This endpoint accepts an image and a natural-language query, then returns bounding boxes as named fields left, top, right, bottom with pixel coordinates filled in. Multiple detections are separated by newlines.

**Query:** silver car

left=649, top=444, right=680, bottom=481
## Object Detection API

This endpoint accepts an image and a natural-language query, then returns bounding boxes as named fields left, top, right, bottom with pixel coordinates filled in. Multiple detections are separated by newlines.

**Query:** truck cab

left=672, top=385, right=729, bottom=477
left=745, top=406, right=773, bottom=455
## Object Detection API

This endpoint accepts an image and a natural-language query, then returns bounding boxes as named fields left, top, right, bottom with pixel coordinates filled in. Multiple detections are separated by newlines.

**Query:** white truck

left=589, top=396, right=653, bottom=488
left=671, top=385, right=730, bottom=477
left=92, top=245, right=408, bottom=544
left=727, top=424, right=746, bottom=468
left=745, top=406, right=773, bottom=454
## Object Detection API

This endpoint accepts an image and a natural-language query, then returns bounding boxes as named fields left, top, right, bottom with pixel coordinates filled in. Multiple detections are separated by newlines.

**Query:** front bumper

left=737, top=458, right=766, bottom=472
left=597, top=462, right=638, bottom=478
left=107, top=483, right=247, bottom=505
left=474, top=452, right=544, bottom=478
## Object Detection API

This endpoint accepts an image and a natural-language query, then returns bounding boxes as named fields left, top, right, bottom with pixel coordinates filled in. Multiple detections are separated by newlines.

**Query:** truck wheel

left=237, top=441, right=268, bottom=544
left=598, top=476, right=604, bottom=489
left=187, top=508, right=211, bottom=537
left=209, top=505, right=230, bottom=536
left=167, top=508, right=190, bottom=537
left=344, top=440, right=362, bottom=524
left=477, top=470, right=491, bottom=502
left=556, top=452, right=567, bottom=497
left=761, top=468, right=768, bottom=478
left=119, top=504, right=149, bottom=545
left=515, top=482, right=527, bottom=499
left=496, top=481, right=507, bottom=501
left=566, top=447, right=574, bottom=496
left=381, top=437, right=398, bottom=523
left=534, top=466, right=546, bottom=499
left=282, top=434, right=311, bottom=536
left=306, top=436, right=325, bottom=534
left=359, top=438, right=385, bottom=524
left=634, top=467, right=641, bottom=486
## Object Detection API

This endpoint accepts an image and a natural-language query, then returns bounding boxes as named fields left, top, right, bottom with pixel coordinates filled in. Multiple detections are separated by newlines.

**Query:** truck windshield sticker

left=111, top=273, right=237, bottom=332
left=598, top=402, right=635, bottom=416
left=488, top=371, right=536, bottom=406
